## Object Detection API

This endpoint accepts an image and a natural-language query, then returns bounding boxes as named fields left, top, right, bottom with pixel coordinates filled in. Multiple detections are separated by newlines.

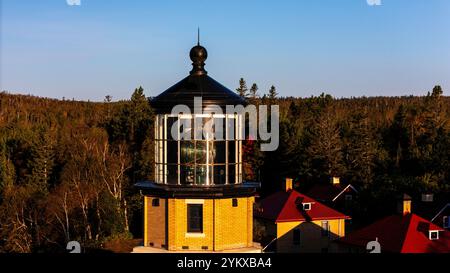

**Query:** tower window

left=187, top=204, right=203, bottom=233
left=232, top=199, right=238, bottom=207
left=152, top=198, right=160, bottom=207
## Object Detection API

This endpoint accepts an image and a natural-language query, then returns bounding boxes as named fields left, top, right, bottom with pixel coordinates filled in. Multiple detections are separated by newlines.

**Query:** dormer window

left=303, top=203, right=312, bottom=211
left=429, top=230, right=440, bottom=240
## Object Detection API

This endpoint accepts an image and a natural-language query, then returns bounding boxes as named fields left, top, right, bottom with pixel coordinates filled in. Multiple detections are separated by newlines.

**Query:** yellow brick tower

left=135, top=41, right=260, bottom=252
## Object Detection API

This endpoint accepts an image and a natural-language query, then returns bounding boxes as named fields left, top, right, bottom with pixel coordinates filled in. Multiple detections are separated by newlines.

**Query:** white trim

left=303, top=203, right=312, bottom=211
left=431, top=203, right=450, bottom=222
left=185, top=199, right=205, bottom=204
left=429, top=230, right=440, bottom=240
left=332, top=184, right=359, bottom=202
left=185, top=233, right=206, bottom=238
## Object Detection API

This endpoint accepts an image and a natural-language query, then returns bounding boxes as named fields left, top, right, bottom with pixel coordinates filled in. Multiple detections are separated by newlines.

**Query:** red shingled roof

left=255, top=190, right=350, bottom=223
left=338, top=213, right=450, bottom=253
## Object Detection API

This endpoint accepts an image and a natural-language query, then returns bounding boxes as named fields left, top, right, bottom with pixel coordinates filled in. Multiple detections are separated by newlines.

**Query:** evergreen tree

left=268, top=85, right=278, bottom=104
left=250, top=83, right=259, bottom=99
left=236, top=78, right=248, bottom=98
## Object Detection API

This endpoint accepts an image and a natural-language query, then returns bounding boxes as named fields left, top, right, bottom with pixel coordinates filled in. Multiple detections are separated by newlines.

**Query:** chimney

left=397, top=194, right=412, bottom=216
left=283, top=178, right=293, bottom=192
left=331, top=177, right=340, bottom=185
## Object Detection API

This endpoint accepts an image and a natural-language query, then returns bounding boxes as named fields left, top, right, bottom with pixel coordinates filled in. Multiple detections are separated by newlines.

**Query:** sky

left=1, top=0, right=450, bottom=101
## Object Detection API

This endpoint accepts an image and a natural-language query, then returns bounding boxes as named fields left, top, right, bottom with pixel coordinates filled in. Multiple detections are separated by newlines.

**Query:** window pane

left=228, top=164, right=236, bottom=184
left=187, top=204, right=203, bottom=233
left=214, top=141, right=226, bottom=164
left=167, top=165, right=178, bottom=185
left=214, top=165, right=226, bottom=185
left=181, top=141, right=195, bottom=164
left=156, top=163, right=164, bottom=183
left=180, top=165, right=195, bottom=185
left=214, top=118, right=225, bottom=140
left=195, top=165, right=207, bottom=185
left=167, top=141, right=178, bottom=164
left=195, top=141, right=207, bottom=164
left=179, top=117, right=193, bottom=140
left=228, top=141, right=236, bottom=164
left=227, top=117, right=235, bottom=140
left=167, top=117, right=177, bottom=140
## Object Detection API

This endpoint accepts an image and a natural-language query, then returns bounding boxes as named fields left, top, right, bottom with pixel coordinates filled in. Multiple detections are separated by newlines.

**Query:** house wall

left=144, top=196, right=166, bottom=248
left=275, top=219, right=346, bottom=253
left=145, top=196, right=254, bottom=251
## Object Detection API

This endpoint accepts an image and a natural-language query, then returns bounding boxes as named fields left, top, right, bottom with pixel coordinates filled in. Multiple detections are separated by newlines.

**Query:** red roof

left=338, top=213, right=450, bottom=253
left=255, top=189, right=350, bottom=223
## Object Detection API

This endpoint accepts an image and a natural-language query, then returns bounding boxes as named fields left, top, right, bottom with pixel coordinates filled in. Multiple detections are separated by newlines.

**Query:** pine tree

left=250, top=83, right=259, bottom=99
left=236, top=78, right=248, bottom=98
left=268, top=85, right=278, bottom=100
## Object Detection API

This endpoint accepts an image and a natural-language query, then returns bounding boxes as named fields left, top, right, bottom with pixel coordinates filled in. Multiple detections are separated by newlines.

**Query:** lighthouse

left=135, top=41, right=260, bottom=252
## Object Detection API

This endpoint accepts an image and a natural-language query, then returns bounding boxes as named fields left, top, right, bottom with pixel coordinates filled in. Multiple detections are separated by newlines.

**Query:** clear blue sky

left=1, top=0, right=450, bottom=101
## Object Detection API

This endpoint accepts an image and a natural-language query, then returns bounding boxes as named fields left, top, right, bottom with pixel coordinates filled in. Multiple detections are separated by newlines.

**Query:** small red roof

left=338, top=213, right=450, bottom=253
left=255, top=190, right=350, bottom=223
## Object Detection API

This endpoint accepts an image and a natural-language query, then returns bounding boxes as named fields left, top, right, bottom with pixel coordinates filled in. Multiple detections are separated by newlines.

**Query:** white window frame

left=429, top=230, right=440, bottom=240
left=303, top=203, right=312, bottom=211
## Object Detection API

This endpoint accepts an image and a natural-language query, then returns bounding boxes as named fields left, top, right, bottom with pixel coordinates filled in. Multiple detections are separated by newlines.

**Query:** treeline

left=0, top=88, right=153, bottom=253
left=1, top=84, right=450, bottom=252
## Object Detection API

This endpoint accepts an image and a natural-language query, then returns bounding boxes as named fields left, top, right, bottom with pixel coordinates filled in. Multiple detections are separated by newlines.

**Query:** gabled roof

left=338, top=213, right=450, bottom=253
left=255, top=190, right=350, bottom=223
left=306, top=183, right=358, bottom=202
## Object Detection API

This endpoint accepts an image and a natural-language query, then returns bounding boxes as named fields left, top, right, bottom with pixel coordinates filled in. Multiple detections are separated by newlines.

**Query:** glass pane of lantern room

left=213, top=141, right=226, bottom=164
left=195, top=141, right=207, bottom=164
left=228, top=164, right=236, bottom=184
left=228, top=141, right=236, bottom=164
left=213, top=117, right=225, bottom=140
left=167, top=165, right=178, bottom=185
left=181, top=141, right=195, bottom=165
left=195, top=165, right=207, bottom=185
left=214, top=165, right=226, bottom=185
left=167, top=117, right=177, bottom=140
left=227, top=116, right=235, bottom=140
left=167, top=141, right=178, bottom=164
left=181, top=165, right=195, bottom=185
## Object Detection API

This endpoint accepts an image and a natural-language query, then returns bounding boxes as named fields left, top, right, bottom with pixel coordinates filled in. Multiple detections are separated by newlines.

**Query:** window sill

left=186, top=233, right=206, bottom=238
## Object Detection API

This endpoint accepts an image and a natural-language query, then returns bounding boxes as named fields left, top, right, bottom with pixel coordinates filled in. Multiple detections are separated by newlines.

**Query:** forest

left=0, top=83, right=449, bottom=253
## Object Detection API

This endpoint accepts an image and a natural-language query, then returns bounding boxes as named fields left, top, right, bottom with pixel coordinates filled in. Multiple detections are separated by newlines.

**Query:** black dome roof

left=150, top=44, right=247, bottom=114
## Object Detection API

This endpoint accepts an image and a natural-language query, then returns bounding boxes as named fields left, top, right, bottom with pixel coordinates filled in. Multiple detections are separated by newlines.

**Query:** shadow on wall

left=255, top=219, right=344, bottom=253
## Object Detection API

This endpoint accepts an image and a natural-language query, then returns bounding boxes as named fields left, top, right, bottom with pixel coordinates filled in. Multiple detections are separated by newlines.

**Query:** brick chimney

left=283, top=178, right=293, bottom=192
left=397, top=194, right=412, bottom=216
